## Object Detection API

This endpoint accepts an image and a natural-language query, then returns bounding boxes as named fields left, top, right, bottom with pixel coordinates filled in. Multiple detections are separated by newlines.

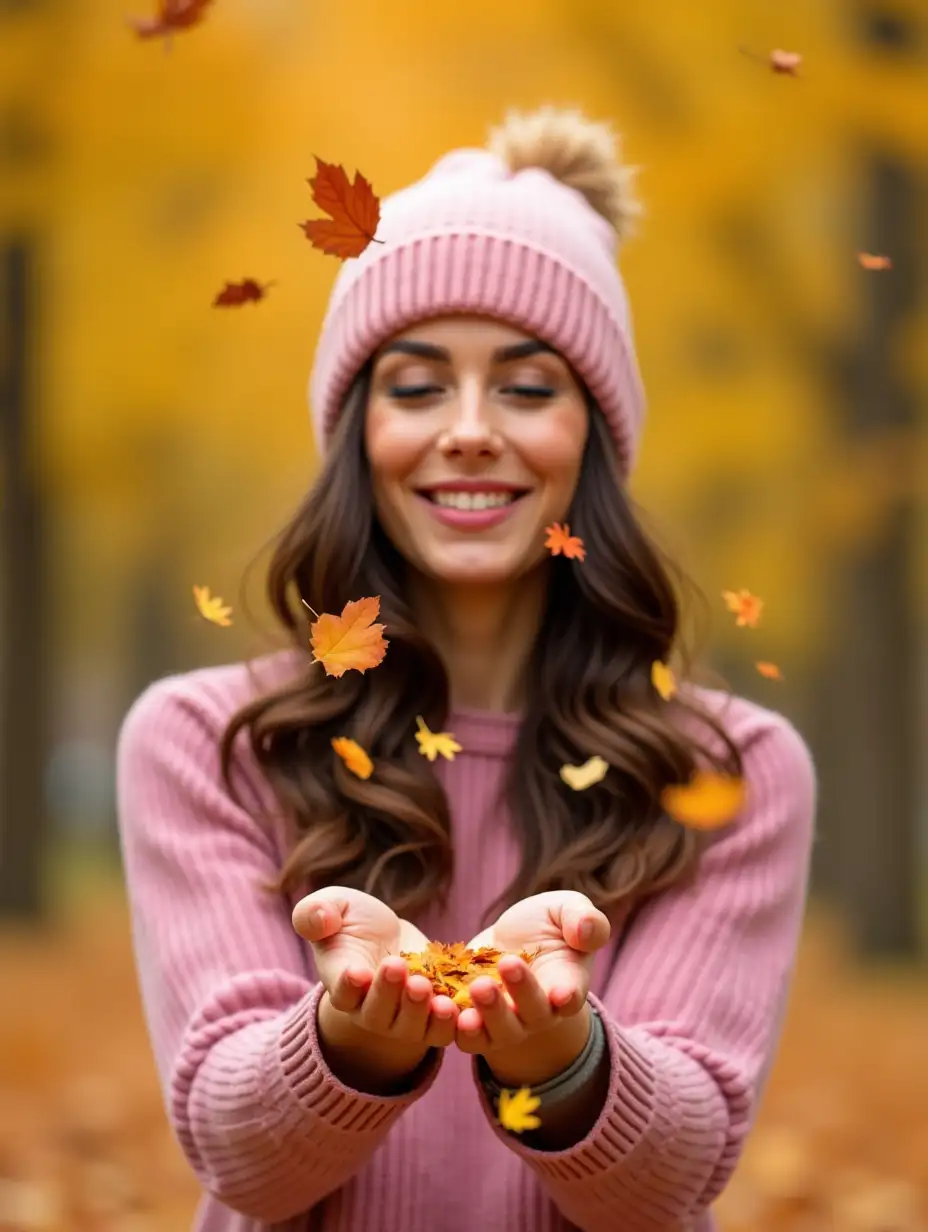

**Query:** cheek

left=364, top=404, right=422, bottom=481
left=519, top=406, right=588, bottom=487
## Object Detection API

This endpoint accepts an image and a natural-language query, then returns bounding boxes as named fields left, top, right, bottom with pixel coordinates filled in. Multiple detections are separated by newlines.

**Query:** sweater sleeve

left=473, top=709, right=816, bottom=1232
left=115, top=673, right=442, bottom=1223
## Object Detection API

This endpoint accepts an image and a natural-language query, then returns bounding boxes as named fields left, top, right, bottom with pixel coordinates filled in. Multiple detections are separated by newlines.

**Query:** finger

left=328, top=965, right=374, bottom=1014
left=548, top=983, right=586, bottom=1017
left=423, top=995, right=459, bottom=1049
left=557, top=898, right=611, bottom=954
left=455, top=1008, right=491, bottom=1055
left=292, top=895, right=344, bottom=942
left=389, top=972, right=434, bottom=1042
left=497, top=957, right=553, bottom=1029
left=464, top=978, right=524, bottom=1050
left=356, top=956, right=407, bottom=1034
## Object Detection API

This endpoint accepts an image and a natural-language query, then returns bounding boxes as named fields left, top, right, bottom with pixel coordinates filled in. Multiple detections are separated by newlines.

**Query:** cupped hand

left=455, top=891, right=611, bottom=1055
left=292, top=886, right=459, bottom=1048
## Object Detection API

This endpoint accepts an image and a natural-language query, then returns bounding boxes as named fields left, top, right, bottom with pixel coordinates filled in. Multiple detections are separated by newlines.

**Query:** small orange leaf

left=722, top=589, right=764, bottom=628
left=661, top=771, right=746, bottom=831
left=544, top=522, right=586, bottom=561
left=756, top=661, right=784, bottom=681
left=498, top=1087, right=542, bottom=1133
left=130, top=0, right=213, bottom=39
left=331, top=737, right=374, bottom=780
left=192, top=584, right=232, bottom=627
left=212, top=278, right=273, bottom=307
left=310, top=597, right=389, bottom=677
left=770, top=48, right=802, bottom=75
left=651, top=660, right=677, bottom=700
left=301, top=159, right=382, bottom=260
left=858, top=252, right=893, bottom=271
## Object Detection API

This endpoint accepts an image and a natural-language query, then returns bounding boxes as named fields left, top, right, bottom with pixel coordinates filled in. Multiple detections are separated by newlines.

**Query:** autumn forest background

left=1, top=0, right=927, bottom=1228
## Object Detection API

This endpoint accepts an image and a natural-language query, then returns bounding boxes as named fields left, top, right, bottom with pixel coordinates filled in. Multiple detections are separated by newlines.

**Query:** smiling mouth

left=416, top=489, right=531, bottom=511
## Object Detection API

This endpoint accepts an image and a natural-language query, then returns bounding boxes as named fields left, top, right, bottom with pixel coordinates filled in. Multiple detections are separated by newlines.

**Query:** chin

left=419, top=547, right=540, bottom=587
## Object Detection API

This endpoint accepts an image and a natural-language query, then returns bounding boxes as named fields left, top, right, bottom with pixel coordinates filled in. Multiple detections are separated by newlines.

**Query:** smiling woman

left=116, top=104, right=816, bottom=1232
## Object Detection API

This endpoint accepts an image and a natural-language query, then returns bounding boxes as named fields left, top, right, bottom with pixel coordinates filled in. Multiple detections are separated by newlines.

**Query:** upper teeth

left=432, top=491, right=516, bottom=510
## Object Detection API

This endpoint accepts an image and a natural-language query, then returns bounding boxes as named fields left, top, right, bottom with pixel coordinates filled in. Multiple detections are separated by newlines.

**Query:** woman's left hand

left=455, top=891, right=611, bottom=1056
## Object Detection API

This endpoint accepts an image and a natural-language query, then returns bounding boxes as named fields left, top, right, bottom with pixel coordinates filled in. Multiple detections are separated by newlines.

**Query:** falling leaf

left=399, top=940, right=539, bottom=1009
left=414, top=716, right=462, bottom=762
left=756, top=661, right=784, bottom=681
left=497, top=1087, right=542, bottom=1134
left=310, top=596, right=389, bottom=677
left=651, top=660, right=677, bottom=700
left=858, top=253, right=893, bottom=271
left=129, top=0, right=213, bottom=39
left=723, top=589, right=764, bottom=628
left=331, top=737, right=374, bottom=780
left=769, top=48, right=802, bottom=75
left=212, top=278, right=273, bottom=308
left=192, top=584, right=232, bottom=627
left=544, top=522, right=586, bottom=561
left=559, top=755, right=609, bottom=792
left=300, top=159, right=382, bottom=260
left=661, top=770, right=747, bottom=830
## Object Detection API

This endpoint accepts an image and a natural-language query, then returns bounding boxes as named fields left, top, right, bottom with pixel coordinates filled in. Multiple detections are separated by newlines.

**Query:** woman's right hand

left=292, top=886, right=458, bottom=1050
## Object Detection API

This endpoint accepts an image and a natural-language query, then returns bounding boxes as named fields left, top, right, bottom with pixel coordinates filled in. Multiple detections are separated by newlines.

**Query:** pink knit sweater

left=116, top=650, right=816, bottom=1232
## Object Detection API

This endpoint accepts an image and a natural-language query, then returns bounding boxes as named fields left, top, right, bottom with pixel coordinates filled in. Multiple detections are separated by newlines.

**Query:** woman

left=117, top=105, right=816, bottom=1232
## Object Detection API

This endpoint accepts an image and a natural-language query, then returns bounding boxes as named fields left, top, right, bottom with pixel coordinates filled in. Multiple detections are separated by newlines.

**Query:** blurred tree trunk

left=812, top=151, right=923, bottom=959
left=0, top=235, right=50, bottom=920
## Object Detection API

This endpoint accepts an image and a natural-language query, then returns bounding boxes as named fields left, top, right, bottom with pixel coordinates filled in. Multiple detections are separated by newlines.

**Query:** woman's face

left=365, top=316, right=589, bottom=587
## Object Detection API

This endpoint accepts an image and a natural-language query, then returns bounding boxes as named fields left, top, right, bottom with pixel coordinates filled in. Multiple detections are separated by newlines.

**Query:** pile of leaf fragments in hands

left=399, top=941, right=539, bottom=1009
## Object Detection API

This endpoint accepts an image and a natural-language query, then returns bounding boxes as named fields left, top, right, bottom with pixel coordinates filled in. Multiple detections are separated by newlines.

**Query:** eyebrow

left=375, top=338, right=559, bottom=364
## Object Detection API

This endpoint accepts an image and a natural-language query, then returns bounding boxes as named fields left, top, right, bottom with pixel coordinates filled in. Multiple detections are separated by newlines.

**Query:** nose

left=437, top=381, right=502, bottom=459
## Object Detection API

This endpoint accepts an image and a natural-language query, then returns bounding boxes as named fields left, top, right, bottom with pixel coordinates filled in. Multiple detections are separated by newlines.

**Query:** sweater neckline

left=445, top=706, right=521, bottom=758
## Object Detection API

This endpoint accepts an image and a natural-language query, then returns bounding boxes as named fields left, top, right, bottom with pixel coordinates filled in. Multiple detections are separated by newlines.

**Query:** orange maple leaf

left=309, top=596, right=389, bottom=677
left=300, top=159, right=382, bottom=260
left=130, top=0, right=213, bottom=39
left=756, top=661, right=784, bottom=681
left=858, top=253, right=893, bottom=271
left=331, top=737, right=374, bottom=780
left=661, top=771, right=747, bottom=831
left=212, top=278, right=273, bottom=308
left=544, top=522, right=586, bottom=561
left=722, top=589, right=764, bottom=628
left=399, top=941, right=539, bottom=1009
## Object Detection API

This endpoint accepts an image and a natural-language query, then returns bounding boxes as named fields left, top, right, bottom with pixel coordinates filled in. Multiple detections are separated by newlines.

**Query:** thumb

left=292, top=891, right=345, bottom=943
left=556, top=895, right=611, bottom=954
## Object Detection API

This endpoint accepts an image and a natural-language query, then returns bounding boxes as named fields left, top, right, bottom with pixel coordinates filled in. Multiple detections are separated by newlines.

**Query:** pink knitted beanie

left=308, top=117, right=646, bottom=476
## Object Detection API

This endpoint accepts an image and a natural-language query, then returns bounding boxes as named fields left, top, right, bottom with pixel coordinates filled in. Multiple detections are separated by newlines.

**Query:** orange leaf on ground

left=544, top=522, right=586, bottom=561
left=651, top=660, right=677, bottom=700
left=756, top=661, right=784, bottom=681
left=192, top=584, right=232, bottom=627
left=661, top=771, right=747, bottom=830
left=300, top=159, right=382, bottom=260
left=130, top=0, right=213, bottom=39
left=331, top=737, right=374, bottom=780
left=212, top=278, right=273, bottom=308
left=858, top=253, right=893, bottom=271
left=310, top=596, right=388, bottom=677
left=722, top=588, right=764, bottom=628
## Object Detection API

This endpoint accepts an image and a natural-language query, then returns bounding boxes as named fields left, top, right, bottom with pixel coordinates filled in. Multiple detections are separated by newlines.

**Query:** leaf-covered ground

left=1, top=888, right=925, bottom=1230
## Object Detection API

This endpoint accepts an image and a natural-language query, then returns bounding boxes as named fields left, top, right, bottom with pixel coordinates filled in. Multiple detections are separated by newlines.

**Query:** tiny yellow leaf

left=661, top=771, right=746, bottom=831
left=414, top=715, right=463, bottom=762
left=497, top=1086, right=542, bottom=1134
left=651, top=660, right=677, bottom=700
left=192, top=584, right=232, bottom=627
left=559, top=755, right=609, bottom=792
left=331, top=737, right=374, bottom=780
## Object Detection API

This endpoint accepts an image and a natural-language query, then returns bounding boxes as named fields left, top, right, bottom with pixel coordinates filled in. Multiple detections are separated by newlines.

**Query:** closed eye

left=502, top=386, right=555, bottom=399
left=387, top=384, right=443, bottom=400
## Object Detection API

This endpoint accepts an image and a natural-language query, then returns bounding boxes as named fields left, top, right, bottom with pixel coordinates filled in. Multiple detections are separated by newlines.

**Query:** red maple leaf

left=130, top=0, right=214, bottom=40
left=300, top=159, right=382, bottom=260
left=212, top=279, right=273, bottom=308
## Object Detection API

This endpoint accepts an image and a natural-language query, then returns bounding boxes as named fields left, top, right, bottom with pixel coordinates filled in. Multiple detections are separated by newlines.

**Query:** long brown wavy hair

left=220, top=366, right=742, bottom=928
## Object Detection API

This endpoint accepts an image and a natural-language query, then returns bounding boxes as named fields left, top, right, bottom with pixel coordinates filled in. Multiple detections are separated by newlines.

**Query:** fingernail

left=384, top=964, right=405, bottom=984
left=347, top=969, right=369, bottom=988
left=474, top=984, right=496, bottom=1005
left=579, top=918, right=594, bottom=943
left=504, top=964, right=523, bottom=982
left=407, top=983, right=430, bottom=1002
left=307, top=906, right=323, bottom=929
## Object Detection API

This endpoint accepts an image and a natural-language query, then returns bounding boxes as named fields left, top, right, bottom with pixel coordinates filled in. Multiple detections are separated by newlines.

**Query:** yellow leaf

left=414, top=716, right=462, bottom=762
left=192, top=584, right=232, bottom=627
left=331, top=737, right=374, bottom=780
left=559, top=755, right=609, bottom=791
left=497, top=1086, right=542, bottom=1134
left=310, top=596, right=389, bottom=677
left=756, top=661, right=784, bottom=681
left=651, top=660, right=677, bottom=700
left=661, top=771, right=746, bottom=830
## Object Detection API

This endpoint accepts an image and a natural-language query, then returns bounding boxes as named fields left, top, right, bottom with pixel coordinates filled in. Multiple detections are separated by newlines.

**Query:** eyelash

left=387, top=384, right=556, bottom=401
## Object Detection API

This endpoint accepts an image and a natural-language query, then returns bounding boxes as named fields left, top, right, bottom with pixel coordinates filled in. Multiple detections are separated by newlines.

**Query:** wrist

left=317, top=991, right=432, bottom=1095
left=484, top=1003, right=592, bottom=1088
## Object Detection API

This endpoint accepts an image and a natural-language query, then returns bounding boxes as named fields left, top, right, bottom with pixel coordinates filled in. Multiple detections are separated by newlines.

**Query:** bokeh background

left=1, top=0, right=927, bottom=1228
